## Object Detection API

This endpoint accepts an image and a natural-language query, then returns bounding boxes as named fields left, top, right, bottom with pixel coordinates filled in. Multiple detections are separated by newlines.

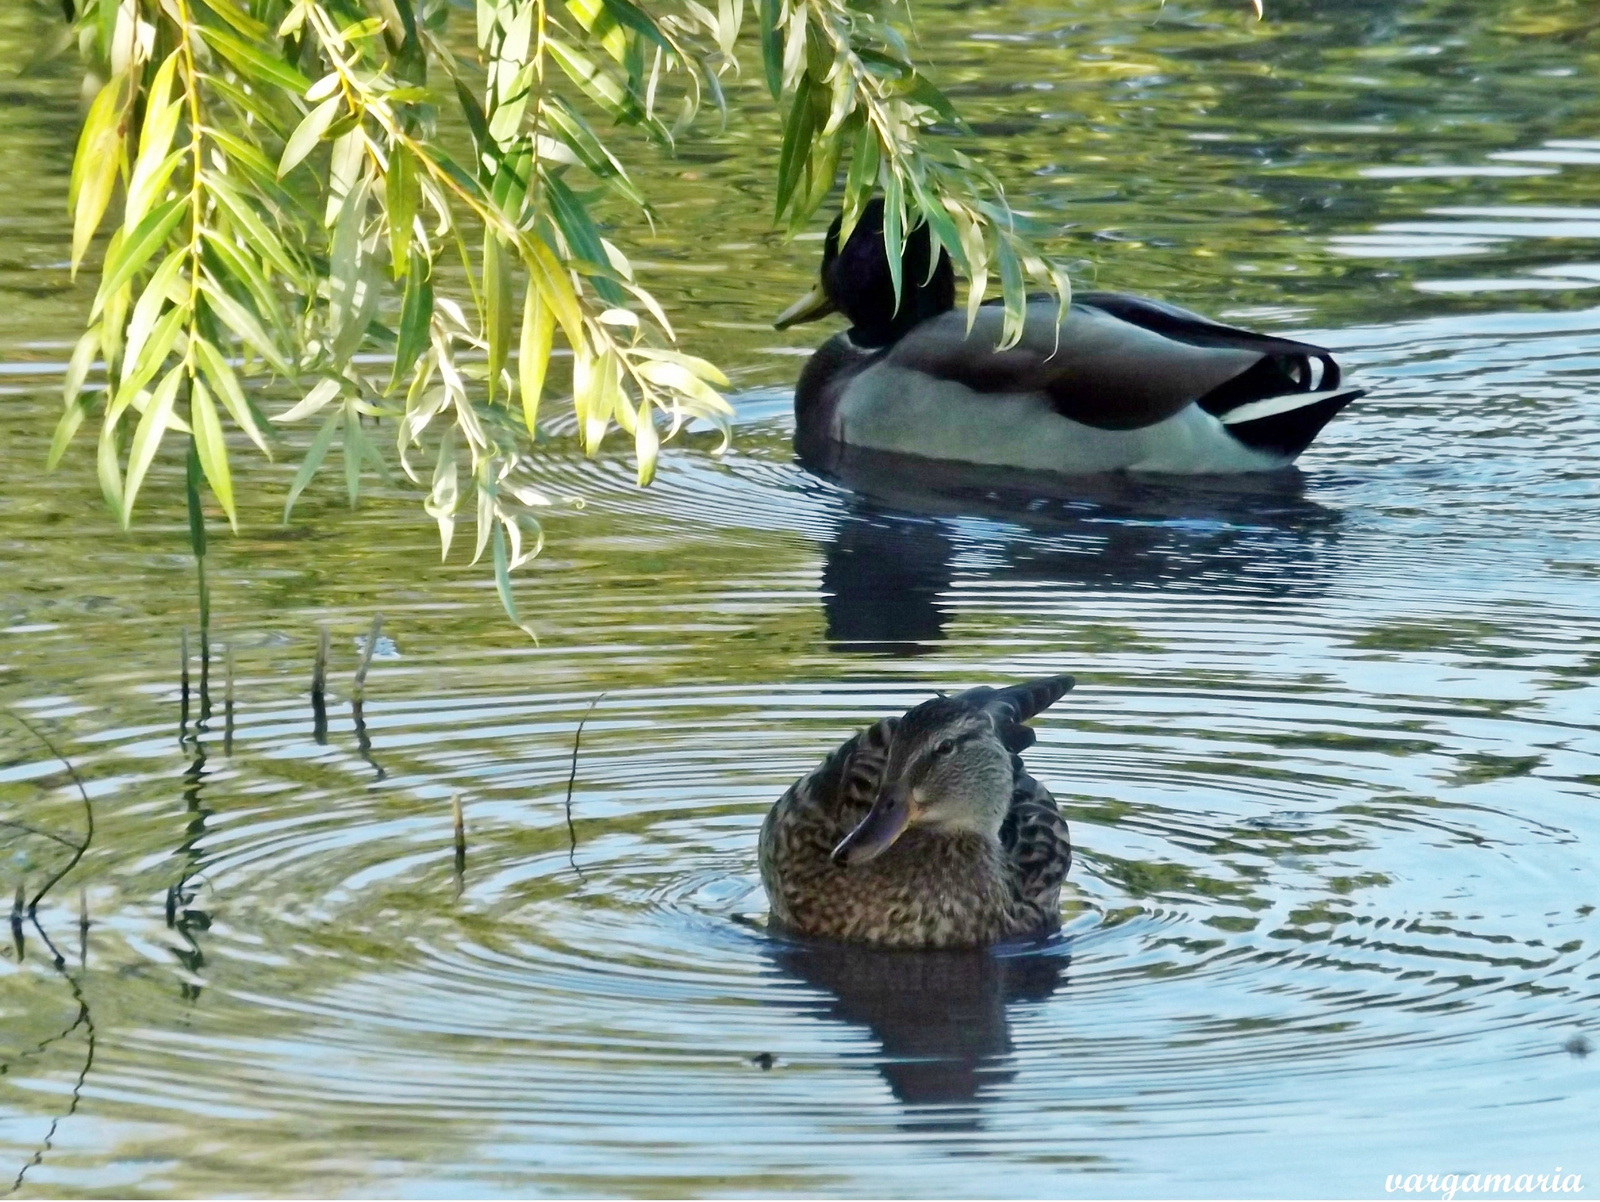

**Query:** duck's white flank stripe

left=1218, top=387, right=1358, bottom=426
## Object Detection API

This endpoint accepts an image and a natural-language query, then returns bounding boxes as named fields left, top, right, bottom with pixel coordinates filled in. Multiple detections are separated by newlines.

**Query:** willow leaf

left=47, top=395, right=93, bottom=471
left=519, top=283, right=554, bottom=436
left=99, top=197, right=186, bottom=303
left=283, top=408, right=343, bottom=522
left=205, top=172, right=301, bottom=278
left=994, top=234, right=1026, bottom=351
left=200, top=276, right=294, bottom=375
left=198, top=24, right=311, bottom=92
left=108, top=302, right=189, bottom=425
left=96, top=416, right=124, bottom=514
left=121, top=365, right=184, bottom=523
left=483, top=232, right=513, bottom=396
left=392, top=251, right=433, bottom=390
left=70, top=75, right=126, bottom=275
left=279, top=93, right=342, bottom=177
left=387, top=147, right=415, bottom=276
left=194, top=337, right=271, bottom=457
left=190, top=377, right=237, bottom=528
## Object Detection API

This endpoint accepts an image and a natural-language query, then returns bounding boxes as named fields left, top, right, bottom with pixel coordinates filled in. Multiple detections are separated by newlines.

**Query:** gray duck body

left=759, top=677, right=1074, bottom=949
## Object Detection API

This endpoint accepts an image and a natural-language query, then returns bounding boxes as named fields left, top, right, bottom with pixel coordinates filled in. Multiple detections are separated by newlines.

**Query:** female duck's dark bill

left=831, top=785, right=913, bottom=866
left=774, top=284, right=837, bottom=330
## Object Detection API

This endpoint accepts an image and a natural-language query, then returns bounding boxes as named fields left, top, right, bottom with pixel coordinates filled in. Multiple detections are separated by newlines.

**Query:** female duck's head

left=774, top=198, right=956, bottom=347
left=831, top=675, right=1075, bottom=866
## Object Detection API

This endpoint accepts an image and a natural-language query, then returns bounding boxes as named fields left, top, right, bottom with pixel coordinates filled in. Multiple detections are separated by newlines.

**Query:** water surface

left=2, top=0, right=1599, bottom=1195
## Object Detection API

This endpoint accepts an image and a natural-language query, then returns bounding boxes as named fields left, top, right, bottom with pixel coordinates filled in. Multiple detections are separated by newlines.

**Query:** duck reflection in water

left=767, top=936, right=1069, bottom=1128
left=809, top=440, right=1343, bottom=653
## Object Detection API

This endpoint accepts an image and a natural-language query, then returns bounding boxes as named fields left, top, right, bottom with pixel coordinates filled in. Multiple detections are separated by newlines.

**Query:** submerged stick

left=178, top=627, right=190, bottom=742
left=223, top=643, right=235, bottom=757
left=78, top=888, right=88, bottom=969
left=311, top=624, right=330, bottom=745
left=353, top=613, right=383, bottom=698
left=563, top=693, right=605, bottom=880
left=452, top=794, right=466, bottom=890
left=10, top=883, right=23, bottom=961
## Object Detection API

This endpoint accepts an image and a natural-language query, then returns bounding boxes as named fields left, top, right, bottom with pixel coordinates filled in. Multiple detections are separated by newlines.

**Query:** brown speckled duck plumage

left=760, top=676, right=1074, bottom=949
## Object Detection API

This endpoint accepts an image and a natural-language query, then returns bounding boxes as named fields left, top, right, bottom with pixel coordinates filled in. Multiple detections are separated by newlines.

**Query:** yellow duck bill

left=831, top=786, right=913, bottom=866
left=773, top=284, right=838, bottom=330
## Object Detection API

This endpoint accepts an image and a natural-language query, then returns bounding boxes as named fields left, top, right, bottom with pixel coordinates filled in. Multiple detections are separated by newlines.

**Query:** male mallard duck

left=759, top=675, right=1074, bottom=949
left=775, top=200, right=1363, bottom=474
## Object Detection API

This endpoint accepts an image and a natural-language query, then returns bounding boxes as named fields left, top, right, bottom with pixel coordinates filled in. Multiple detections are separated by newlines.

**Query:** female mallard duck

left=759, top=675, right=1075, bottom=949
left=775, top=200, right=1363, bottom=474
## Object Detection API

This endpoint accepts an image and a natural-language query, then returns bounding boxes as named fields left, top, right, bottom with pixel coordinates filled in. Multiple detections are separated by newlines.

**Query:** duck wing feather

left=882, top=296, right=1344, bottom=431
left=999, top=768, right=1071, bottom=936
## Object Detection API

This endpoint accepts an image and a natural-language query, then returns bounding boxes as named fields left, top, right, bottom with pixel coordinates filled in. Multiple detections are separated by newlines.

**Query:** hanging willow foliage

left=50, top=0, right=1077, bottom=623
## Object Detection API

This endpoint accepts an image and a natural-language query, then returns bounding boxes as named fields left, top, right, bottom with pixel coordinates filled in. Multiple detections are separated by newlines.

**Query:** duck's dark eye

left=934, top=738, right=956, bottom=758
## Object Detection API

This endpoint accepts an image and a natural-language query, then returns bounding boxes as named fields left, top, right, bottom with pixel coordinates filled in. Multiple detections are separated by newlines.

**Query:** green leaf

left=96, top=413, right=124, bottom=515
left=596, top=0, right=672, bottom=54
left=121, top=246, right=186, bottom=379
left=194, top=337, right=271, bottom=457
left=200, top=276, right=294, bottom=376
left=757, top=0, right=782, bottom=98
left=190, top=376, right=237, bottom=529
left=387, top=146, right=415, bottom=276
left=548, top=39, right=634, bottom=121
left=98, top=197, right=186, bottom=303
left=841, top=119, right=878, bottom=239
left=492, top=520, right=520, bottom=626
left=881, top=167, right=905, bottom=310
left=995, top=234, right=1027, bottom=350
left=71, top=74, right=126, bottom=275
left=519, top=283, right=554, bottom=437
left=483, top=232, right=513, bottom=397
left=454, top=77, right=493, bottom=167
left=283, top=408, right=343, bottom=522
left=342, top=401, right=363, bottom=506
left=906, top=73, right=966, bottom=130
left=391, top=250, right=433, bottom=391
left=544, top=174, right=626, bottom=304
left=279, top=93, right=342, bottom=177
left=198, top=24, right=311, bottom=92
left=204, top=172, right=302, bottom=279
left=634, top=404, right=659, bottom=487
left=63, top=326, right=101, bottom=410
left=202, top=228, right=287, bottom=335
left=47, top=394, right=94, bottom=471
left=107, top=302, right=189, bottom=425
left=185, top=438, right=208, bottom=561
left=121, top=364, right=184, bottom=523
left=523, top=234, right=585, bottom=349
left=775, top=72, right=818, bottom=220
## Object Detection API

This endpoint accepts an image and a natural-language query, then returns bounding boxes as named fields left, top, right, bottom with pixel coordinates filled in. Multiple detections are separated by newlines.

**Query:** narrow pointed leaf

left=121, top=365, right=184, bottom=523
left=190, top=377, right=237, bottom=529
left=519, top=283, right=554, bottom=436
left=283, top=408, right=343, bottom=521
left=278, top=93, right=342, bottom=177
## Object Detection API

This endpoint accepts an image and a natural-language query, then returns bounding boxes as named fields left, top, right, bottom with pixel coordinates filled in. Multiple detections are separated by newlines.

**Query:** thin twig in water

left=223, top=643, right=234, bottom=757
left=452, top=794, right=466, bottom=882
left=564, top=693, right=605, bottom=880
left=353, top=614, right=383, bottom=697
left=0, top=718, right=97, bottom=1196
left=178, top=627, right=190, bottom=743
left=6, top=711, right=94, bottom=915
left=311, top=624, right=330, bottom=745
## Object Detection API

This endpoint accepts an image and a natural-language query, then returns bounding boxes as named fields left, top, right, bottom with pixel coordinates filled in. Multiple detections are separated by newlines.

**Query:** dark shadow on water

left=805, top=442, right=1343, bottom=654
left=766, top=935, right=1069, bottom=1131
